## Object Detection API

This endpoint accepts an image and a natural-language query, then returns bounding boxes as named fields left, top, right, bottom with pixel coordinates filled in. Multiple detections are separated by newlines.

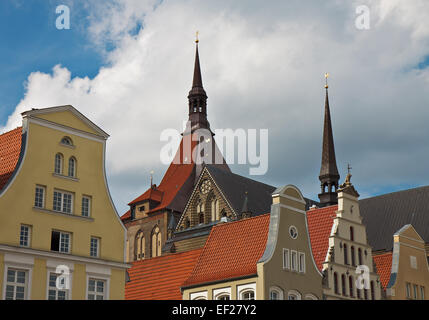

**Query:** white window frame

left=305, top=293, right=318, bottom=300
left=291, top=250, right=298, bottom=272
left=213, top=287, right=231, bottom=300
left=68, top=157, right=76, bottom=177
left=288, top=290, right=302, bottom=300
left=269, top=286, right=284, bottom=300
left=85, top=272, right=110, bottom=300
left=81, top=196, right=91, bottom=217
left=19, top=225, right=31, bottom=248
left=53, top=190, right=74, bottom=214
left=237, top=283, right=256, bottom=300
left=190, top=291, right=208, bottom=300
left=3, top=267, right=29, bottom=300
left=298, top=252, right=306, bottom=273
left=54, top=153, right=63, bottom=174
left=51, top=231, right=72, bottom=254
left=420, top=286, right=425, bottom=300
left=90, top=237, right=100, bottom=258
left=406, top=282, right=411, bottom=298
left=34, top=185, right=45, bottom=208
left=47, top=272, right=69, bottom=300
left=283, top=248, right=290, bottom=270
left=410, top=256, right=417, bottom=269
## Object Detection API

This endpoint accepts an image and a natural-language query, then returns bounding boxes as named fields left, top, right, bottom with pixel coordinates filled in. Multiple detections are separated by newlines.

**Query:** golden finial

left=324, top=72, right=329, bottom=89
left=195, top=31, right=199, bottom=44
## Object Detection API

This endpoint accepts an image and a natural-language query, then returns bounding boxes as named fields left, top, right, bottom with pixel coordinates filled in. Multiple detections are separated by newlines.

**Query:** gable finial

left=347, top=163, right=352, bottom=175
left=150, top=170, right=154, bottom=188
left=324, top=72, right=329, bottom=89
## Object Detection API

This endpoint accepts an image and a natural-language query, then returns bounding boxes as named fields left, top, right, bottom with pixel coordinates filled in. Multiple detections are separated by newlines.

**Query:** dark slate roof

left=206, top=165, right=318, bottom=215
left=359, top=185, right=429, bottom=252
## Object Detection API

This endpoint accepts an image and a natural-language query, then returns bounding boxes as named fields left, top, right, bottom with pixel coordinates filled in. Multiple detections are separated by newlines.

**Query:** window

left=269, top=288, right=283, bottom=300
left=357, top=288, right=361, bottom=299
left=283, top=249, right=290, bottom=270
left=413, top=284, right=418, bottom=300
left=81, top=196, right=91, bottom=217
left=135, top=231, right=145, bottom=261
left=406, top=282, right=411, bottom=299
left=199, top=213, right=204, bottom=224
left=138, top=205, right=145, bottom=212
left=68, top=157, right=76, bottom=177
left=343, top=244, right=349, bottom=265
left=349, top=276, right=354, bottom=297
left=61, top=137, right=73, bottom=146
left=151, top=226, right=161, bottom=258
left=289, top=226, right=298, bottom=239
left=48, top=273, right=67, bottom=300
left=54, top=153, right=63, bottom=174
left=288, top=290, right=301, bottom=300
left=241, top=291, right=255, bottom=300
left=410, top=256, right=417, bottom=269
left=19, top=225, right=31, bottom=247
left=291, top=250, right=298, bottom=271
left=370, top=281, right=375, bottom=300
left=298, top=252, right=305, bottom=273
left=364, top=288, right=368, bottom=300
left=333, top=272, right=339, bottom=294
left=351, top=246, right=356, bottom=266
left=211, top=199, right=219, bottom=222
left=341, top=274, right=347, bottom=296
left=87, top=278, right=106, bottom=300
left=5, top=268, right=27, bottom=300
left=53, top=190, right=73, bottom=214
left=90, top=237, right=100, bottom=258
left=358, top=248, right=363, bottom=265
left=34, top=185, right=45, bottom=208
left=420, top=286, right=425, bottom=300
left=185, top=218, right=190, bottom=229
left=51, top=231, right=71, bottom=253
left=350, top=226, right=354, bottom=241
left=217, top=295, right=230, bottom=300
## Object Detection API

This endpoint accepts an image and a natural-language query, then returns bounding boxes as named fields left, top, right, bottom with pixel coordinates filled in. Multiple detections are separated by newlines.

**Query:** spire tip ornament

left=195, top=31, right=199, bottom=44
left=324, top=73, right=329, bottom=89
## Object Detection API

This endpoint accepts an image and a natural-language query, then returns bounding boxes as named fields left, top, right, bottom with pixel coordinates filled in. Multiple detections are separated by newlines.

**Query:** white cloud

left=2, top=0, right=429, bottom=213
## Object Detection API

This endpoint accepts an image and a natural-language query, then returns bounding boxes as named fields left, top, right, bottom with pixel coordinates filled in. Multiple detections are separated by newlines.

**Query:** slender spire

left=318, top=73, right=340, bottom=206
left=187, top=33, right=210, bottom=132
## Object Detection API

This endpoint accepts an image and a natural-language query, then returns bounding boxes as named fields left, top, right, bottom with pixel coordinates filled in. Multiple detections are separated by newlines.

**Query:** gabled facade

left=181, top=185, right=323, bottom=300
left=0, top=105, right=128, bottom=300
left=374, top=225, right=429, bottom=300
left=307, top=175, right=382, bottom=300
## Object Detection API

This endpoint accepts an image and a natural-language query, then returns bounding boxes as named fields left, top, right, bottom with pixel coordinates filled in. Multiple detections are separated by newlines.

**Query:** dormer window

left=61, top=137, right=73, bottom=146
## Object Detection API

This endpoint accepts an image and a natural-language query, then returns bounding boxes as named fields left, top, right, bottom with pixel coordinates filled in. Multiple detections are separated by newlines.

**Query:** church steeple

left=318, top=73, right=340, bottom=206
left=187, top=34, right=210, bottom=133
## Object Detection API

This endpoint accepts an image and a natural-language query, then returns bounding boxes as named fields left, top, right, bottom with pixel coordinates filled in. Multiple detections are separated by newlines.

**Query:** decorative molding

left=33, top=207, right=94, bottom=222
left=52, top=173, right=79, bottom=182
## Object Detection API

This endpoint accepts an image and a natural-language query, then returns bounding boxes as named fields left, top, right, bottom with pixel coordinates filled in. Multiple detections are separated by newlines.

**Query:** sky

left=1, top=0, right=429, bottom=215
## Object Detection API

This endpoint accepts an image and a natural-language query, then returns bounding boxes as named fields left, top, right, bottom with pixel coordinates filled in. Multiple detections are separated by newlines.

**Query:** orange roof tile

left=183, top=214, right=270, bottom=287
left=126, top=249, right=202, bottom=300
left=373, top=252, right=393, bottom=290
left=0, top=127, right=22, bottom=190
left=306, top=205, right=337, bottom=271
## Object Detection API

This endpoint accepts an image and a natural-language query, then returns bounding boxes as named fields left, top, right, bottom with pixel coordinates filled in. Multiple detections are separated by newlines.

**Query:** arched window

left=151, top=226, right=161, bottom=258
left=216, top=294, right=230, bottom=300
left=357, top=287, right=361, bottom=299
left=135, top=231, right=145, bottom=261
left=334, top=272, right=339, bottom=294
left=351, top=246, right=356, bottom=266
left=350, top=226, right=354, bottom=241
left=68, top=157, right=76, bottom=177
left=241, top=291, right=255, bottom=300
left=344, top=244, right=349, bottom=265
left=341, top=274, right=347, bottom=296
left=199, top=213, right=204, bottom=224
left=61, top=137, right=73, bottom=146
left=269, top=287, right=283, bottom=300
left=358, top=248, right=363, bottom=265
left=370, top=281, right=375, bottom=300
left=211, top=199, right=219, bottom=222
left=54, top=153, right=63, bottom=174
left=349, top=276, right=354, bottom=297
left=287, top=290, right=301, bottom=300
left=185, top=217, right=190, bottom=229
left=196, top=201, right=204, bottom=224
left=305, top=294, right=318, bottom=300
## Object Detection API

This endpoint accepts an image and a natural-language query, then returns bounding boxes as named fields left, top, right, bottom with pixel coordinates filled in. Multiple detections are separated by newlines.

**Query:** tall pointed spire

left=187, top=32, right=210, bottom=133
left=318, top=73, right=340, bottom=206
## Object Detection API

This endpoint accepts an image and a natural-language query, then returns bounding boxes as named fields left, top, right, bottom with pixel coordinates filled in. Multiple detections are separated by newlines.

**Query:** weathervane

left=347, top=163, right=352, bottom=175
left=324, top=72, right=329, bottom=89
left=195, top=31, right=199, bottom=44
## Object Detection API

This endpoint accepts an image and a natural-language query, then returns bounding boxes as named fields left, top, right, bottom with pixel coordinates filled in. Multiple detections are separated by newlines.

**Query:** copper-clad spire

left=318, top=74, right=340, bottom=206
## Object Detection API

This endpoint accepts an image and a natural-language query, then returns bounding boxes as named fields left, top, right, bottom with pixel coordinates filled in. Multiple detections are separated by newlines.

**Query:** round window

left=289, top=226, right=298, bottom=239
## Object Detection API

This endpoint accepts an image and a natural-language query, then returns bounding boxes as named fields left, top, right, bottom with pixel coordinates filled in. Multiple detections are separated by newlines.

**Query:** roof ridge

left=0, top=126, right=22, bottom=137
left=361, top=185, right=429, bottom=201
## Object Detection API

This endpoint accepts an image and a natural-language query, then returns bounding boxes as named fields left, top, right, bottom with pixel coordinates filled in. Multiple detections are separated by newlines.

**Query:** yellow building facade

left=0, top=105, right=128, bottom=300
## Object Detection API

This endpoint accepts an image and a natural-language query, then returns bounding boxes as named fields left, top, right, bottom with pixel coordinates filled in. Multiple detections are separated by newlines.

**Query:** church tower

left=318, top=74, right=340, bottom=206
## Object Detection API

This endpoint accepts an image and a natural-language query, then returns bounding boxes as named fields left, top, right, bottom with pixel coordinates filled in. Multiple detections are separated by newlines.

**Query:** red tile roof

left=306, top=205, right=337, bottom=271
left=183, top=214, right=270, bottom=287
left=125, top=249, right=202, bottom=300
left=121, top=136, right=198, bottom=221
left=0, top=127, right=22, bottom=190
left=373, top=252, right=393, bottom=289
